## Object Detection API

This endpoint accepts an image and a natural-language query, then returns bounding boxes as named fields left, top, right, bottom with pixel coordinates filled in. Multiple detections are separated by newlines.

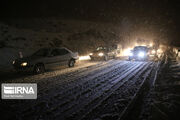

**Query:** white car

left=13, top=47, right=79, bottom=74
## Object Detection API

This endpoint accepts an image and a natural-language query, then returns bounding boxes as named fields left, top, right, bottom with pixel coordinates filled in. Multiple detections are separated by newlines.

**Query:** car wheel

left=113, top=55, right=116, bottom=59
left=104, top=56, right=108, bottom=61
left=34, top=64, right=45, bottom=74
left=90, top=57, right=94, bottom=61
left=68, top=59, right=75, bottom=67
left=128, top=57, right=132, bottom=61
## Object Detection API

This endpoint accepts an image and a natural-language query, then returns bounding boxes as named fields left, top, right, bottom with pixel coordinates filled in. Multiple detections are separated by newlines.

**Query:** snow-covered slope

left=0, top=18, right=121, bottom=70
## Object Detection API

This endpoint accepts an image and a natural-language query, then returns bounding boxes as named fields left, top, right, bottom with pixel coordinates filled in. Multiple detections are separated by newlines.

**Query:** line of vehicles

left=12, top=44, right=163, bottom=74
left=89, top=45, right=163, bottom=61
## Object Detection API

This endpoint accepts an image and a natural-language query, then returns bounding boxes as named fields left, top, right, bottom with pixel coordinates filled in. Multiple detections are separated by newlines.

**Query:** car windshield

left=96, top=47, right=107, bottom=51
left=32, top=48, right=50, bottom=56
left=134, top=46, right=148, bottom=52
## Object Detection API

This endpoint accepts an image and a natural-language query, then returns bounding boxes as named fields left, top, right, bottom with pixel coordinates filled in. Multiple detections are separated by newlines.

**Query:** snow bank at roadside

left=0, top=22, right=57, bottom=70
left=150, top=59, right=180, bottom=120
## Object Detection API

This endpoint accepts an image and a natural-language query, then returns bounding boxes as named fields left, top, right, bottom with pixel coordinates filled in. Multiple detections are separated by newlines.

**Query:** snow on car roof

left=134, top=46, right=148, bottom=49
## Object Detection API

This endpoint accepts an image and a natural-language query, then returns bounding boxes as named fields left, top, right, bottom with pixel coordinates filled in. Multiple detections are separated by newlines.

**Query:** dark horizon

left=1, top=0, right=180, bottom=46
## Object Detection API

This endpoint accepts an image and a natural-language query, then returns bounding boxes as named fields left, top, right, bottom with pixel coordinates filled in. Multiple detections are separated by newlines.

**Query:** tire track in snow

left=53, top=62, right=150, bottom=120
left=82, top=62, right=154, bottom=120
left=45, top=62, right=137, bottom=117
left=6, top=60, right=125, bottom=117
left=19, top=60, right=129, bottom=117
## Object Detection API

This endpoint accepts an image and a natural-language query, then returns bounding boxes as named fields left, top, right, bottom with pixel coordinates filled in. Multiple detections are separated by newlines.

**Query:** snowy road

left=0, top=60, right=158, bottom=120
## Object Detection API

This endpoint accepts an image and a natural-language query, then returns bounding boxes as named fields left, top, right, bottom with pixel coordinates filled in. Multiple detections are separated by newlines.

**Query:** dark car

left=89, top=46, right=120, bottom=61
left=128, top=46, right=149, bottom=61
left=12, top=47, right=79, bottom=74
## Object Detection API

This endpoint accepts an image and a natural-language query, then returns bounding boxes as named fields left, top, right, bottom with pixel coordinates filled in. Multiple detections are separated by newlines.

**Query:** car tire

left=34, top=64, right=45, bottom=74
left=144, top=58, right=148, bottom=61
left=68, top=59, right=75, bottom=67
left=90, top=57, right=94, bottom=61
left=113, top=55, right=116, bottom=59
left=104, top=56, right=108, bottom=61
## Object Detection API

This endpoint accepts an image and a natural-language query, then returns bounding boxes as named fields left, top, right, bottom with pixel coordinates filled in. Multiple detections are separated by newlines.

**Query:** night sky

left=1, top=0, right=180, bottom=46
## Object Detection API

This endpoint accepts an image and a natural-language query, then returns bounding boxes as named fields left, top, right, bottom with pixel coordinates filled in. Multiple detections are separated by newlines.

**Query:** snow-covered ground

left=0, top=60, right=157, bottom=120
left=149, top=58, right=180, bottom=120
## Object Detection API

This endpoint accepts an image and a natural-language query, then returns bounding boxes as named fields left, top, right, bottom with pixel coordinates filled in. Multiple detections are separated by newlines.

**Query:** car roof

left=134, top=46, right=148, bottom=49
left=39, top=47, right=68, bottom=50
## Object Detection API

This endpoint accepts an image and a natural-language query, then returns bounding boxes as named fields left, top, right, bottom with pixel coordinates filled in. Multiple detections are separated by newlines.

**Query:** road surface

left=0, top=60, right=159, bottom=120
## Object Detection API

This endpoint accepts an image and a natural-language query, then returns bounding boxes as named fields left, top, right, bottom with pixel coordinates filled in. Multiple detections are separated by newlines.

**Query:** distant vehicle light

left=98, top=53, right=104, bottom=56
left=79, top=56, right=91, bottom=60
left=12, top=60, right=15, bottom=64
left=151, top=50, right=156, bottom=54
left=141, top=44, right=147, bottom=46
left=21, top=62, right=28, bottom=67
left=138, top=52, right=145, bottom=57
left=89, top=53, right=93, bottom=56
left=149, top=43, right=153, bottom=47
left=157, top=49, right=163, bottom=53
left=123, top=48, right=132, bottom=56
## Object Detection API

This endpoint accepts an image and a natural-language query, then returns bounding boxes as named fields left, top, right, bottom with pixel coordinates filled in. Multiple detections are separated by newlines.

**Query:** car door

left=107, top=48, right=114, bottom=58
left=56, top=48, right=71, bottom=65
left=45, top=49, right=62, bottom=68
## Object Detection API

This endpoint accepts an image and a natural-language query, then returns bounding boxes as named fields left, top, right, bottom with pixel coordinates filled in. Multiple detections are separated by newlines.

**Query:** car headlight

left=138, top=52, right=145, bottom=57
left=98, top=53, right=104, bottom=56
left=157, top=49, right=163, bottom=53
left=21, top=62, right=28, bottom=67
left=151, top=50, right=156, bottom=54
left=89, top=53, right=93, bottom=56
left=12, top=60, right=15, bottom=64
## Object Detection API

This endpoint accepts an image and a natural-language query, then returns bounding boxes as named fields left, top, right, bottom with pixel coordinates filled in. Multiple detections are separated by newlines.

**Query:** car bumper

left=129, top=56, right=148, bottom=60
left=90, top=55, right=105, bottom=59
left=13, top=65, right=34, bottom=72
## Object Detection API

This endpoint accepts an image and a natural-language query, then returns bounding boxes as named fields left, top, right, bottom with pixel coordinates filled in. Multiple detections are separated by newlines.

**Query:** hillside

left=0, top=18, right=122, bottom=69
